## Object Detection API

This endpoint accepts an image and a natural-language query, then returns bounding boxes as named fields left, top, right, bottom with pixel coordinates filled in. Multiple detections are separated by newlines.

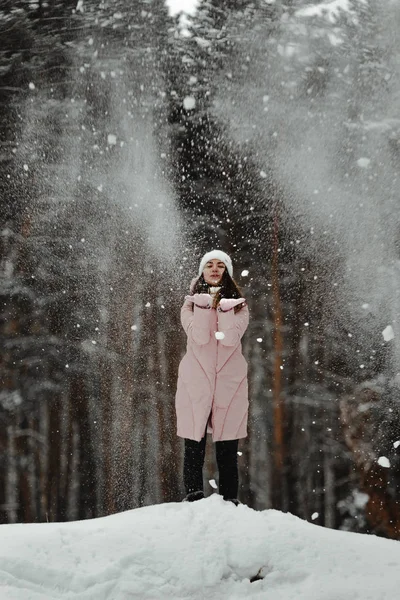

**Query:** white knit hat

left=198, top=250, right=233, bottom=278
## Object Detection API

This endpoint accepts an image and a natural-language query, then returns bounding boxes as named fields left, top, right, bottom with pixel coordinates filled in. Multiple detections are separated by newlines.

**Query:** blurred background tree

left=1, top=0, right=400, bottom=538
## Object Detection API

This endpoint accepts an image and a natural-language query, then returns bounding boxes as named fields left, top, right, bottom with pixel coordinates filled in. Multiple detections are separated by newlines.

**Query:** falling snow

left=378, top=456, right=391, bottom=469
left=356, top=157, right=371, bottom=168
left=183, top=96, right=196, bottom=110
left=382, top=325, right=394, bottom=342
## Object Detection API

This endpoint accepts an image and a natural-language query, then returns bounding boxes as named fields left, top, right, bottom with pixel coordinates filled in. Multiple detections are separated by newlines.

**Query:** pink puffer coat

left=175, top=299, right=249, bottom=442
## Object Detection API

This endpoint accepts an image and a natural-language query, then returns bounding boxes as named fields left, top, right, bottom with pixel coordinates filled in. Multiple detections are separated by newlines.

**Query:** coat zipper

left=211, top=317, right=218, bottom=437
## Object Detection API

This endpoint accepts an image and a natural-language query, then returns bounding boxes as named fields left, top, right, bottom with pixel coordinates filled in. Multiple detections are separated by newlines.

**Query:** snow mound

left=0, top=494, right=400, bottom=599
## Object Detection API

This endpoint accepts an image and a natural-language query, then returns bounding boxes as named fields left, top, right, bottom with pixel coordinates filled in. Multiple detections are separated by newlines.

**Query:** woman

left=175, top=250, right=249, bottom=504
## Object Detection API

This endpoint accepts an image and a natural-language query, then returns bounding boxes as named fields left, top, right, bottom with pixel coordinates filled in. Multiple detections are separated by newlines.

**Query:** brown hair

left=190, top=271, right=245, bottom=313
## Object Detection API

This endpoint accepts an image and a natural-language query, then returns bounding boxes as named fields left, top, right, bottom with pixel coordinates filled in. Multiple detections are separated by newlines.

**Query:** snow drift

left=1, top=494, right=400, bottom=599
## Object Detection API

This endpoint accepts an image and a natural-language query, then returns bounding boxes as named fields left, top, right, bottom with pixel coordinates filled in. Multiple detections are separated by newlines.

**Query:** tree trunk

left=5, top=424, right=18, bottom=523
left=271, top=211, right=286, bottom=509
left=101, top=355, right=115, bottom=515
left=46, top=396, right=61, bottom=521
left=73, top=373, right=96, bottom=520
left=157, top=304, right=181, bottom=502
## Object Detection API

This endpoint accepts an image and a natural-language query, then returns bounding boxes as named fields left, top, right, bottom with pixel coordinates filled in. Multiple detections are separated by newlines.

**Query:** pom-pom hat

left=198, top=250, right=233, bottom=278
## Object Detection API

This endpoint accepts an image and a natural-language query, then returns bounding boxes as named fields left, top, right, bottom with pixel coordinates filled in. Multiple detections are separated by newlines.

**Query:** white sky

left=165, top=0, right=199, bottom=16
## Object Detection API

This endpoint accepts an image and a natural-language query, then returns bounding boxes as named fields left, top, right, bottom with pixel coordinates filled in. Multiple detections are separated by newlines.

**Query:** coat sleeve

left=181, top=300, right=211, bottom=345
left=217, top=304, right=249, bottom=347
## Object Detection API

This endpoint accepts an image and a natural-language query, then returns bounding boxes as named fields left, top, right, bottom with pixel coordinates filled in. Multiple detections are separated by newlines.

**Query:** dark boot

left=184, top=434, right=207, bottom=497
left=215, top=439, right=239, bottom=500
left=183, top=491, right=205, bottom=502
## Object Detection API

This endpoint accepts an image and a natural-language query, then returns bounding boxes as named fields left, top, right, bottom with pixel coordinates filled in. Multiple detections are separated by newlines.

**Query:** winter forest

left=1, top=0, right=400, bottom=539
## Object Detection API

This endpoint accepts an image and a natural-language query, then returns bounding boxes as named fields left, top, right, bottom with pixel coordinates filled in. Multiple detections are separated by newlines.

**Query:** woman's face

left=203, top=259, right=226, bottom=285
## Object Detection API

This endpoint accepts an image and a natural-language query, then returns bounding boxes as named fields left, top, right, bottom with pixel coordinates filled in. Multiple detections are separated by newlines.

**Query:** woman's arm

left=181, top=300, right=212, bottom=345
left=217, top=304, right=249, bottom=347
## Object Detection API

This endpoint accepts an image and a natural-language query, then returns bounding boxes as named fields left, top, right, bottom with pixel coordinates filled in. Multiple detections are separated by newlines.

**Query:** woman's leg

left=183, top=433, right=207, bottom=496
left=215, top=439, right=239, bottom=500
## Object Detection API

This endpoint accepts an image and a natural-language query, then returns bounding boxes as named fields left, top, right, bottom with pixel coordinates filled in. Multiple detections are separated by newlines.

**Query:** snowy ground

left=1, top=494, right=400, bottom=599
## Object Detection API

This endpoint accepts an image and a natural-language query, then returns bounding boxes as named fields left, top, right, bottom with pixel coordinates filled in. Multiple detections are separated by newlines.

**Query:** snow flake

left=256, top=338, right=263, bottom=343
left=311, top=512, right=319, bottom=521
left=237, top=451, right=243, bottom=456
left=23, top=164, right=29, bottom=171
left=195, top=37, right=211, bottom=49
left=145, top=302, right=151, bottom=308
left=131, top=325, right=137, bottom=331
left=382, top=325, right=394, bottom=342
left=107, top=134, right=117, bottom=145
left=357, top=157, right=371, bottom=168
left=377, top=456, right=390, bottom=468
left=183, top=96, right=196, bottom=110
left=394, top=441, right=400, bottom=449
left=260, top=170, right=267, bottom=179
left=28, top=82, right=35, bottom=90
left=241, top=270, right=249, bottom=277
left=215, top=331, right=225, bottom=340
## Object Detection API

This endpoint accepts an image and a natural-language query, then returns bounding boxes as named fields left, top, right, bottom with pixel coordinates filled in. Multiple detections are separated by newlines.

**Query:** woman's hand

left=185, top=293, right=212, bottom=308
left=218, top=298, right=246, bottom=312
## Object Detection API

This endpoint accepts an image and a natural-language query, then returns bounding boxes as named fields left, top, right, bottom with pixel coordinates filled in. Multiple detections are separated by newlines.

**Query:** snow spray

left=213, top=1, right=400, bottom=375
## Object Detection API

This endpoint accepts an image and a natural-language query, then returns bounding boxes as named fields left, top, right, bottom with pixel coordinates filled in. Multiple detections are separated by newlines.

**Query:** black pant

left=184, top=433, right=239, bottom=500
